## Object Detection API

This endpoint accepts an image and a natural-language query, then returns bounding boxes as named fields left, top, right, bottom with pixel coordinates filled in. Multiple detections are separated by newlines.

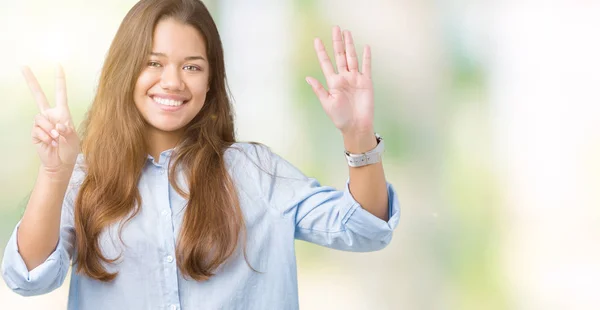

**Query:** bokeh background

left=1, top=0, right=600, bottom=309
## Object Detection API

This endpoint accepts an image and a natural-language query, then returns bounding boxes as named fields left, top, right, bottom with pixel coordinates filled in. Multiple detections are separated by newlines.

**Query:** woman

left=1, top=0, right=400, bottom=309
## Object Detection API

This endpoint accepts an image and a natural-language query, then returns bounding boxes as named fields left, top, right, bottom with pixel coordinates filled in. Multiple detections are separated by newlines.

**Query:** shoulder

left=224, top=142, right=306, bottom=181
left=223, top=142, right=296, bottom=187
left=224, top=142, right=277, bottom=170
left=225, top=142, right=272, bottom=158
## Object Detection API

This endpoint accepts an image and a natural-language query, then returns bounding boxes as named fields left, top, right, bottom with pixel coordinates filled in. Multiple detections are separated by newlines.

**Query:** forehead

left=152, top=18, right=207, bottom=57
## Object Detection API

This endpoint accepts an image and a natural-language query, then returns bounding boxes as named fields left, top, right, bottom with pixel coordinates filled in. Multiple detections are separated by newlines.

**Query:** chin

left=146, top=120, right=188, bottom=133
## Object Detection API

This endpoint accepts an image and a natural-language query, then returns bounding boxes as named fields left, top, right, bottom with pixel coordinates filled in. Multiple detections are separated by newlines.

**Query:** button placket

left=159, top=160, right=180, bottom=309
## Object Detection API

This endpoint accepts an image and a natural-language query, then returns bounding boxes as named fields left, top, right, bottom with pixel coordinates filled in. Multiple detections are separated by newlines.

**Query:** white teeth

left=153, top=97, right=184, bottom=106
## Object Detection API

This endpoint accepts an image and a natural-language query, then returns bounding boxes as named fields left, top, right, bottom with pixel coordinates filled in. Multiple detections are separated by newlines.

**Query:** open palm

left=306, top=26, right=374, bottom=136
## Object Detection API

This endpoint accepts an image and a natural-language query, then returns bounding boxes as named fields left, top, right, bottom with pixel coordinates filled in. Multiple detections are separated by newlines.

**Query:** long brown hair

left=76, top=0, right=245, bottom=282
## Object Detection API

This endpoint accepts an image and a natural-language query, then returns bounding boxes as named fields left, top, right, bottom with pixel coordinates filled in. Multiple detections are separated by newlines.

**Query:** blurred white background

left=1, top=0, right=599, bottom=309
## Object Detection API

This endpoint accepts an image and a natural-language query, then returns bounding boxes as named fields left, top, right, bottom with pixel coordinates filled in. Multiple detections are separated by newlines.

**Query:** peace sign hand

left=23, top=65, right=80, bottom=172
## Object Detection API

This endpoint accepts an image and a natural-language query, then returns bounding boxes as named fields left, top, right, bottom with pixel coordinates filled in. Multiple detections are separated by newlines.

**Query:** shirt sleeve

left=1, top=155, right=83, bottom=296
left=252, top=144, right=401, bottom=252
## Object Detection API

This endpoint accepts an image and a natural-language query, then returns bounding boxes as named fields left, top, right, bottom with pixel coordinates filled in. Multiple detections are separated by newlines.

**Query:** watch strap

left=344, top=133, right=385, bottom=167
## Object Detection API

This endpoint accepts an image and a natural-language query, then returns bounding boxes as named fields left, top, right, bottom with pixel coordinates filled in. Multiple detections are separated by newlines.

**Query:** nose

left=160, top=65, right=184, bottom=91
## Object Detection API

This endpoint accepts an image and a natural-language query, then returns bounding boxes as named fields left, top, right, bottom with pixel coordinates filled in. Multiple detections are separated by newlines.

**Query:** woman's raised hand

left=23, top=64, right=80, bottom=172
left=306, top=26, right=375, bottom=137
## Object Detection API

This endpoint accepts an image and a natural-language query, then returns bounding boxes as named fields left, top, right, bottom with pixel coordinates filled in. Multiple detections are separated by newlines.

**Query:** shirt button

left=166, top=255, right=174, bottom=263
left=161, top=210, right=169, bottom=217
left=170, top=305, right=177, bottom=310
left=159, top=168, right=166, bottom=175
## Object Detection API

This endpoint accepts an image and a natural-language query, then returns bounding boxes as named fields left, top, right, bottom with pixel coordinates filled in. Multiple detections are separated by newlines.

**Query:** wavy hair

left=75, top=0, right=246, bottom=282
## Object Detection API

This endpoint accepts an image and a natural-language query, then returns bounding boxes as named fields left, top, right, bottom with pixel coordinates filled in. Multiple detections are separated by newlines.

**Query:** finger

left=332, top=26, right=347, bottom=73
left=314, top=38, right=335, bottom=79
left=21, top=66, right=51, bottom=112
left=34, top=114, right=59, bottom=139
left=56, top=122, right=74, bottom=139
left=63, top=120, right=77, bottom=134
left=55, top=63, right=68, bottom=109
left=305, top=77, right=330, bottom=102
left=343, top=30, right=359, bottom=72
left=55, top=123, right=69, bottom=139
left=55, top=122, right=67, bottom=133
left=362, top=45, right=372, bottom=78
left=32, top=126, right=56, bottom=146
left=56, top=122, right=80, bottom=147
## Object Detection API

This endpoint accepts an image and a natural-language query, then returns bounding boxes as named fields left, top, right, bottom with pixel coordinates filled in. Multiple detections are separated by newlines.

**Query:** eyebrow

left=150, top=52, right=206, bottom=61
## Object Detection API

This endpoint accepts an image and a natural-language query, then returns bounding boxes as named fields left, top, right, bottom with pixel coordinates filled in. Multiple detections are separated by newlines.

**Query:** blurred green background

left=2, top=0, right=600, bottom=309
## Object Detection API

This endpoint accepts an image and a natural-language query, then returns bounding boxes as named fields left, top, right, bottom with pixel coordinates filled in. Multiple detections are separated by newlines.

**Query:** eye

left=148, top=61, right=161, bottom=68
left=183, top=65, right=202, bottom=71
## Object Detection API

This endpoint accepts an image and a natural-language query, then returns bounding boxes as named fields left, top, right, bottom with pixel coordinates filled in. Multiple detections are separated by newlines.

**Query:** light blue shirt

left=2, top=142, right=400, bottom=310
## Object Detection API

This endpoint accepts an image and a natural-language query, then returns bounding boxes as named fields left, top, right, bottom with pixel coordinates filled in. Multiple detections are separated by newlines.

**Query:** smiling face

left=133, top=17, right=210, bottom=142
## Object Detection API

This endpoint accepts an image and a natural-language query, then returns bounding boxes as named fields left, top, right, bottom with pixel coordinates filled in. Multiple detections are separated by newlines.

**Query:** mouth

left=151, top=95, right=189, bottom=107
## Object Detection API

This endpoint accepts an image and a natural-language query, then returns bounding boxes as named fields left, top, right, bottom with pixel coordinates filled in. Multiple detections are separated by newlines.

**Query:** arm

left=12, top=64, right=80, bottom=271
left=246, top=143, right=399, bottom=252
left=17, top=166, right=74, bottom=271
left=1, top=64, right=80, bottom=296
left=305, top=26, right=389, bottom=220
left=344, top=132, right=388, bottom=221
left=2, top=177, right=77, bottom=296
left=2, top=156, right=81, bottom=296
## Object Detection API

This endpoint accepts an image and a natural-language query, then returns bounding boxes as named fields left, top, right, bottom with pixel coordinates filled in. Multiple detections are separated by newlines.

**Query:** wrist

left=39, top=164, right=75, bottom=183
left=343, top=132, right=384, bottom=168
left=342, top=131, right=377, bottom=154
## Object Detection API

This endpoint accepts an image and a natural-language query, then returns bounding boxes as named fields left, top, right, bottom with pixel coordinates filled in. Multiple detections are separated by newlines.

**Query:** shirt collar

left=147, top=148, right=175, bottom=167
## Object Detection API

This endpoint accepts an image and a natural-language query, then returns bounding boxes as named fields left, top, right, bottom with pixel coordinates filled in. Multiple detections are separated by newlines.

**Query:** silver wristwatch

left=344, top=133, right=385, bottom=167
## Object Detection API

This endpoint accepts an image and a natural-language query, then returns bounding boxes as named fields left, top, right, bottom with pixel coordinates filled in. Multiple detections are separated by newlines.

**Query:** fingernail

left=51, top=141, right=58, bottom=147
left=56, top=124, right=65, bottom=132
left=305, top=78, right=311, bottom=86
left=51, top=129, right=59, bottom=138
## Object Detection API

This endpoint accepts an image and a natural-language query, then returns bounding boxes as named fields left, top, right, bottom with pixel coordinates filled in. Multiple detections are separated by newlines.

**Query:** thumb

left=305, top=77, right=329, bottom=103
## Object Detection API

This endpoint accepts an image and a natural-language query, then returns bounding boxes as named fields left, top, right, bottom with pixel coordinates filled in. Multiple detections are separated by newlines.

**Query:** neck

left=147, top=127, right=183, bottom=162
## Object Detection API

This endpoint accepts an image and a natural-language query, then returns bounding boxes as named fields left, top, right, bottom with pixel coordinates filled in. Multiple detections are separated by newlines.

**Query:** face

left=133, top=18, right=210, bottom=139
